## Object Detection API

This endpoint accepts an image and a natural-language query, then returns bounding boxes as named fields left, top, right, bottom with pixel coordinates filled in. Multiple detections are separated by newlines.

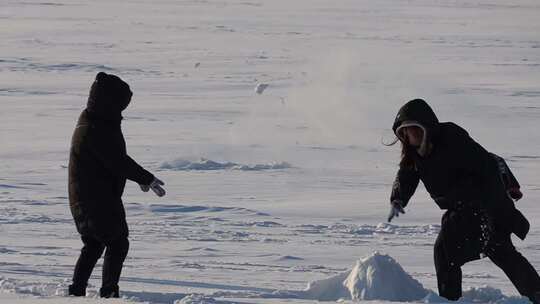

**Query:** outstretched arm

left=390, top=167, right=420, bottom=207
left=388, top=167, right=420, bottom=222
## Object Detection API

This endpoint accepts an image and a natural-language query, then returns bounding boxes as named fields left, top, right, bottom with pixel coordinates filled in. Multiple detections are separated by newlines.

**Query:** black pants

left=434, top=209, right=540, bottom=301
left=71, top=234, right=129, bottom=296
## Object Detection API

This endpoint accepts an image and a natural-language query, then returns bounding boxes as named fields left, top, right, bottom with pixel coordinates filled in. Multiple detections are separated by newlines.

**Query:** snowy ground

left=1, top=0, right=540, bottom=303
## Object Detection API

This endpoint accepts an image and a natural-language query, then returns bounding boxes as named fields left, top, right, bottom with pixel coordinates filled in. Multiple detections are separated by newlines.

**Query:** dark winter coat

left=69, top=72, right=154, bottom=242
left=390, top=99, right=529, bottom=241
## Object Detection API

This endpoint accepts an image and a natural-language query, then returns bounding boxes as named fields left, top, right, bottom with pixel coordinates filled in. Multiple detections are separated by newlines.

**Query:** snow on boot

left=68, top=284, right=86, bottom=297
left=100, top=285, right=119, bottom=298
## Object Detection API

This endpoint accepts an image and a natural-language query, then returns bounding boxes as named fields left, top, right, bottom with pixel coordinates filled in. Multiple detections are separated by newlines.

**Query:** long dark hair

left=383, top=135, right=416, bottom=170
left=400, top=141, right=416, bottom=169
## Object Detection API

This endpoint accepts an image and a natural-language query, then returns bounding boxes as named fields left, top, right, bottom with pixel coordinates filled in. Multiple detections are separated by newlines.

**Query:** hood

left=86, top=72, right=133, bottom=121
left=392, top=98, right=440, bottom=156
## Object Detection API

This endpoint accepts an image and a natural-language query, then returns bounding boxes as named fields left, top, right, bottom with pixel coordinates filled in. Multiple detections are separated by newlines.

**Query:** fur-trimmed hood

left=392, top=98, right=440, bottom=156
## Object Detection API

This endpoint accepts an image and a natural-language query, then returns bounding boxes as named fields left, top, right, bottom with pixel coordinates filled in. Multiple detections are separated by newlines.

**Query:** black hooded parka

left=390, top=99, right=539, bottom=301
left=390, top=99, right=528, bottom=241
left=68, top=72, right=154, bottom=242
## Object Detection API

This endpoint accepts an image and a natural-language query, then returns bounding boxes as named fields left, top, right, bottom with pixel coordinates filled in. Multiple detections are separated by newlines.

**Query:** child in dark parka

left=68, top=72, right=165, bottom=298
left=388, top=98, right=540, bottom=302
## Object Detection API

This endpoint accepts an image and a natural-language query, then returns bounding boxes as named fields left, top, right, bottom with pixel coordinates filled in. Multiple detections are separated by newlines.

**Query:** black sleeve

left=491, top=153, right=520, bottom=189
left=88, top=130, right=154, bottom=185
left=390, top=167, right=420, bottom=208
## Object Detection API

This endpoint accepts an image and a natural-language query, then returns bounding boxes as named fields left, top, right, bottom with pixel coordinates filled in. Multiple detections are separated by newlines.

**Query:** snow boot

left=100, top=285, right=119, bottom=298
left=68, top=284, right=86, bottom=297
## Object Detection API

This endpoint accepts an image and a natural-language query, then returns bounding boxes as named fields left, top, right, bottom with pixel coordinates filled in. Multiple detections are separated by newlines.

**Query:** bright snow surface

left=1, top=0, right=540, bottom=303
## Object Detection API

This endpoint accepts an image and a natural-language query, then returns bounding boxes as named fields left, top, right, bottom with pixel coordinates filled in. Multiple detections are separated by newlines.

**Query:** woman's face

left=402, top=126, right=423, bottom=147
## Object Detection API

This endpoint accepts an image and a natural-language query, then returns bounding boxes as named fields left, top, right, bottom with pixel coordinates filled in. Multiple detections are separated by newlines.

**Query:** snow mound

left=303, top=252, right=428, bottom=301
left=159, top=158, right=292, bottom=171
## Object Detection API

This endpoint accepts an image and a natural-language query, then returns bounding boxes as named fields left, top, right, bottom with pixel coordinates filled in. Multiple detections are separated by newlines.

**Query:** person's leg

left=434, top=232, right=463, bottom=300
left=100, top=236, right=129, bottom=298
left=69, top=235, right=105, bottom=296
left=487, top=235, right=540, bottom=302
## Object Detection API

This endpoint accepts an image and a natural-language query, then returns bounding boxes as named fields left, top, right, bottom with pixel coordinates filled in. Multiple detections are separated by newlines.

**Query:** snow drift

left=159, top=158, right=292, bottom=171
left=303, top=252, right=428, bottom=301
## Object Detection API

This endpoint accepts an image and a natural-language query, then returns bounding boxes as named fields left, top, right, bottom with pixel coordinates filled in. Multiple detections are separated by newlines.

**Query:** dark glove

left=508, top=187, right=523, bottom=201
left=387, top=200, right=405, bottom=222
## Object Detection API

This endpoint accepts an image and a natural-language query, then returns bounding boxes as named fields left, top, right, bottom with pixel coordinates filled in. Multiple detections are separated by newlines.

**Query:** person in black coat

left=388, top=98, right=540, bottom=302
left=68, top=72, right=166, bottom=298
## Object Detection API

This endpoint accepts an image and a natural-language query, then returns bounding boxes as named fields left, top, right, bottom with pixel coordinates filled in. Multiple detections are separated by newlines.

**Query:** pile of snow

left=299, top=253, right=530, bottom=303
left=303, top=252, right=428, bottom=301
left=159, top=158, right=292, bottom=171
